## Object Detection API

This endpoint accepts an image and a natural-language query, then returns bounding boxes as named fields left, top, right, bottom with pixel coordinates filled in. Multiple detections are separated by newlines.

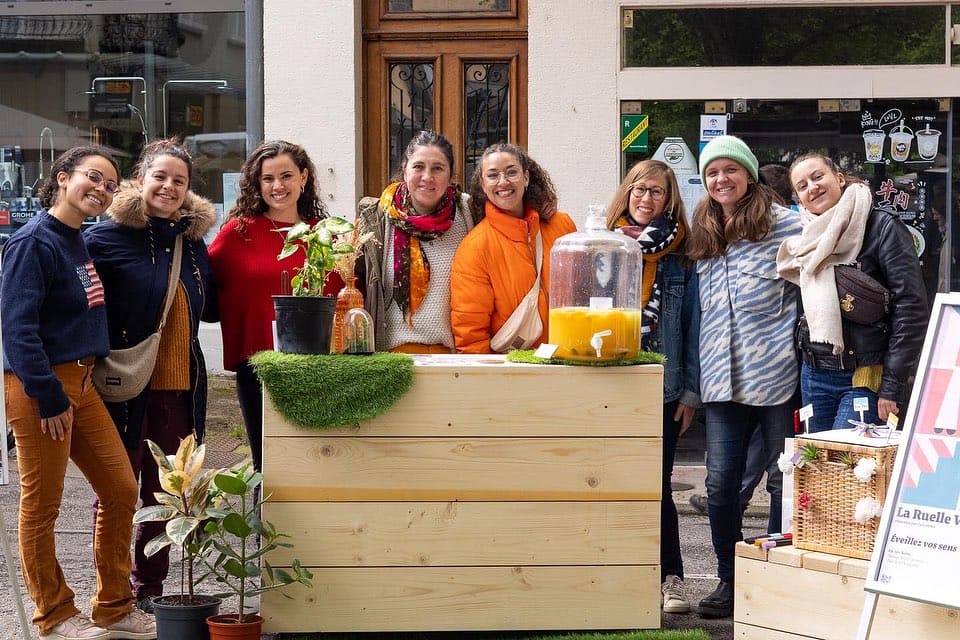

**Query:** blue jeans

left=800, top=363, right=880, bottom=433
left=703, top=400, right=795, bottom=582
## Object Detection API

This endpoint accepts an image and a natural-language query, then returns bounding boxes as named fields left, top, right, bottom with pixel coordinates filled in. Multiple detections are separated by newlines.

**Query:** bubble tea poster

left=859, top=106, right=947, bottom=262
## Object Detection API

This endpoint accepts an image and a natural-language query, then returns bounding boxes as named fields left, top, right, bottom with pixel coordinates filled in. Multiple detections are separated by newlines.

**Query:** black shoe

left=136, top=597, right=156, bottom=614
left=696, top=580, right=733, bottom=618
left=689, top=494, right=708, bottom=515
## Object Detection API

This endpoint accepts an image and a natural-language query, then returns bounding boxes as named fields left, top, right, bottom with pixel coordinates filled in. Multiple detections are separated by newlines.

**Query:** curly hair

left=135, top=138, right=193, bottom=187
left=228, top=140, right=327, bottom=235
left=37, top=146, right=119, bottom=209
left=686, top=179, right=778, bottom=261
left=467, top=143, right=558, bottom=222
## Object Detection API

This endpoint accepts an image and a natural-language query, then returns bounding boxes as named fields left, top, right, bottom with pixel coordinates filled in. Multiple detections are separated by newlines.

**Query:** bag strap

left=155, top=235, right=183, bottom=332
left=531, top=231, right=544, bottom=292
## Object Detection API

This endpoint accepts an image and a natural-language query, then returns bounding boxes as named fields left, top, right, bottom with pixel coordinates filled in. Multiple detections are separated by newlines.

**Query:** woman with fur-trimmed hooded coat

left=83, top=140, right=217, bottom=611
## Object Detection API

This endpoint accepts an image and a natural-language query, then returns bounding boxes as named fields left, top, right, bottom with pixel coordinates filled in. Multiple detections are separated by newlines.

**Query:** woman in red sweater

left=208, top=140, right=342, bottom=470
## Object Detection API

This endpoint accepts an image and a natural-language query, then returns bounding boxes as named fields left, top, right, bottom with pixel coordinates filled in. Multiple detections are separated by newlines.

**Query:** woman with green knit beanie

left=685, top=135, right=801, bottom=619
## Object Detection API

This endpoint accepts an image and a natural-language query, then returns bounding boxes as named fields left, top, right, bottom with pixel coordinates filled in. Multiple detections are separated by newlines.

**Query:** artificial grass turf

left=278, top=632, right=709, bottom=640
left=250, top=351, right=414, bottom=429
left=505, top=349, right=666, bottom=366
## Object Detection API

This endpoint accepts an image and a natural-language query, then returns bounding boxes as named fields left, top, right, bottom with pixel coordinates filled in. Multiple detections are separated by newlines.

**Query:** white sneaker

left=661, top=574, right=692, bottom=614
left=102, top=609, right=156, bottom=640
left=41, top=614, right=110, bottom=640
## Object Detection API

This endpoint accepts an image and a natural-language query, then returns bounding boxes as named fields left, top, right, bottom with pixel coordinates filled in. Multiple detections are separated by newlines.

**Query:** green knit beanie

left=699, top=135, right=759, bottom=184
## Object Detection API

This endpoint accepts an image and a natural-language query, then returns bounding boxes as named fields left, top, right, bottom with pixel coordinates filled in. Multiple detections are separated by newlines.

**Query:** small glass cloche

left=343, top=308, right=375, bottom=355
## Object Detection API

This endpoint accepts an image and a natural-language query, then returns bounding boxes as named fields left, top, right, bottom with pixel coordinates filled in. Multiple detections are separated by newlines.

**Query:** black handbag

left=834, top=263, right=891, bottom=325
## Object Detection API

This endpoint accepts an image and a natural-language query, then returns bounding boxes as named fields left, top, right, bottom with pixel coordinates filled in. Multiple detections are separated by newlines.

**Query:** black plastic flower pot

left=152, top=594, right=221, bottom=640
left=272, top=295, right=337, bottom=355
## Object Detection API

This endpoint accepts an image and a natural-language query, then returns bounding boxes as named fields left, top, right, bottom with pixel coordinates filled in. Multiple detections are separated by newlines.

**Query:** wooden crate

left=793, top=436, right=898, bottom=559
left=260, top=356, right=663, bottom=633
left=735, top=543, right=958, bottom=639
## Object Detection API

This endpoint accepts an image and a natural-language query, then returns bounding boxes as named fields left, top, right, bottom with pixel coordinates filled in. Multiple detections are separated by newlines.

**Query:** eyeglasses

left=630, top=185, right=666, bottom=200
left=75, top=168, right=120, bottom=194
left=483, top=167, right=524, bottom=183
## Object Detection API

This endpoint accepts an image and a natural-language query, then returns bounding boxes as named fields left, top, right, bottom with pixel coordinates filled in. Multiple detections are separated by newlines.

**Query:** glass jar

left=548, top=208, right=643, bottom=362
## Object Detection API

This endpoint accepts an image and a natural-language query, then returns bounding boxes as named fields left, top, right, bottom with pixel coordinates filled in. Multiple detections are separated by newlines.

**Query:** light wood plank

left=736, top=556, right=960, bottom=639
left=801, top=551, right=841, bottom=574
left=767, top=545, right=804, bottom=568
left=735, top=542, right=768, bottom=561
left=263, top=362, right=664, bottom=437
left=263, top=437, right=660, bottom=502
left=735, top=624, right=819, bottom=639
left=837, top=557, right=870, bottom=580
left=261, top=566, right=660, bottom=633
left=262, top=501, right=659, bottom=567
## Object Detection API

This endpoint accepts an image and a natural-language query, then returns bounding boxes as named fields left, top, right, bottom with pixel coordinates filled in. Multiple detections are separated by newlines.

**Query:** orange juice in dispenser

left=548, top=207, right=642, bottom=362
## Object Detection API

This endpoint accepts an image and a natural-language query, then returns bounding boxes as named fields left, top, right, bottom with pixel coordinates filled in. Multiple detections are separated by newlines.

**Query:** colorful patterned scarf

left=615, top=212, right=685, bottom=348
left=380, top=181, right=459, bottom=323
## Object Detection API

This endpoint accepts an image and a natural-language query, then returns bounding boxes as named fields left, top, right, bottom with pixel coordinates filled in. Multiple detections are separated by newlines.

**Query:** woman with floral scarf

left=357, top=130, right=475, bottom=353
left=605, top=159, right=700, bottom=615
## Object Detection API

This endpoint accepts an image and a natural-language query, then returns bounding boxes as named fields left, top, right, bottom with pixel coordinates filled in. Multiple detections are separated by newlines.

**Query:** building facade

left=1, top=0, right=957, bottom=294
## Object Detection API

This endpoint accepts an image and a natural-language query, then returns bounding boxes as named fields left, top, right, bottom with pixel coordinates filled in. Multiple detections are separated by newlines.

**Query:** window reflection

left=623, top=6, right=945, bottom=67
left=0, top=10, right=246, bottom=240
left=623, top=98, right=955, bottom=297
left=389, top=62, right=435, bottom=178
left=464, top=62, right=509, bottom=180
left=388, top=0, right=509, bottom=12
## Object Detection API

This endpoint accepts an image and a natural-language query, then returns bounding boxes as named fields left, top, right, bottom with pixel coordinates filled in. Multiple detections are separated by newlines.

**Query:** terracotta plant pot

left=206, top=613, right=263, bottom=640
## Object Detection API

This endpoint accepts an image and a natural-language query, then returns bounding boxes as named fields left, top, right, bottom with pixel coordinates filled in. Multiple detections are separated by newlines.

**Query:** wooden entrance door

left=362, top=0, right=527, bottom=194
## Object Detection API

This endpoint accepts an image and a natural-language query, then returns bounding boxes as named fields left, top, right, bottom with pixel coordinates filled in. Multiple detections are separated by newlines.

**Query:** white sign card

left=864, top=294, right=960, bottom=608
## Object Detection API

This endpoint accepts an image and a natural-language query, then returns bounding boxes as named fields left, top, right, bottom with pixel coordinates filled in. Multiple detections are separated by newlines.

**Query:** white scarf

left=776, top=182, right=873, bottom=354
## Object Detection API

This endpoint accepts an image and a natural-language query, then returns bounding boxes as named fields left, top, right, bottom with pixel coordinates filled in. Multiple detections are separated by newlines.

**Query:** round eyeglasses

left=630, top=185, right=666, bottom=200
left=74, top=168, right=120, bottom=195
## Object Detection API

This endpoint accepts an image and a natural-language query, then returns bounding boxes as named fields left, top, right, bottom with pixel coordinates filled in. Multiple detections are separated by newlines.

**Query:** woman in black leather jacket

left=777, top=153, right=927, bottom=432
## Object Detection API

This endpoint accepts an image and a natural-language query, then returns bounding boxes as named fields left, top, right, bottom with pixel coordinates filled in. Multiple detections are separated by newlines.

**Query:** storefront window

left=623, top=5, right=946, bottom=67
left=0, top=7, right=246, bottom=241
left=387, top=0, right=510, bottom=14
left=624, top=98, right=957, bottom=296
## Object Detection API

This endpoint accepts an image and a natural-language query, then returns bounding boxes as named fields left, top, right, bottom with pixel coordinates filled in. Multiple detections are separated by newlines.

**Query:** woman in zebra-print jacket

left=685, top=136, right=801, bottom=620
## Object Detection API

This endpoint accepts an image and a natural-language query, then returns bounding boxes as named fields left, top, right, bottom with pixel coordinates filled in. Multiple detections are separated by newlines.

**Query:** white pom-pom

left=854, top=457, right=878, bottom=482
left=854, top=497, right=883, bottom=523
left=778, top=451, right=794, bottom=474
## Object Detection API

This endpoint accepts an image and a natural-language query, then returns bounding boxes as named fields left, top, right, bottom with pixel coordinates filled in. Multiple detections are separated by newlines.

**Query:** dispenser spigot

left=590, top=330, right=613, bottom=359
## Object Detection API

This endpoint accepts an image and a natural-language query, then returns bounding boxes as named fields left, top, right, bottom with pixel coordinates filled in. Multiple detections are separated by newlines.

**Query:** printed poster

left=867, top=295, right=960, bottom=608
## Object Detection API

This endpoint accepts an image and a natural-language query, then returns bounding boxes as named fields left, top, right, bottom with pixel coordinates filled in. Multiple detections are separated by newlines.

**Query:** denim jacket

left=645, top=254, right=701, bottom=407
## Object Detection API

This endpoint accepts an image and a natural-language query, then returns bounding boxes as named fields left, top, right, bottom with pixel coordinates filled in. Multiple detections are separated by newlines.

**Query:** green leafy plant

left=839, top=452, right=856, bottom=467
left=198, top=464, right=314, bottom=623
left=800, top=443, right=820, bottom=462
left=277, top=216, right=355, bottom=296
left=133, top=434, right=219, bottom=603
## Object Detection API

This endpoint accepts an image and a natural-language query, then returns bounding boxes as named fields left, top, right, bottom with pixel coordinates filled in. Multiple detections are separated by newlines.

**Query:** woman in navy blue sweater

left=85, top=139, right=216, bottom=613
left=2, top=147, right=155, bottom=640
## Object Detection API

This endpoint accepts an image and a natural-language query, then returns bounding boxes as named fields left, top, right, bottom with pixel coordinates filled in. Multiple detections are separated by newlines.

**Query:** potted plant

left=273, top=216, right=356, bottom=354
left=199, top=463, right=314, bottom=640
left=133, top=435, right=223, bottom=640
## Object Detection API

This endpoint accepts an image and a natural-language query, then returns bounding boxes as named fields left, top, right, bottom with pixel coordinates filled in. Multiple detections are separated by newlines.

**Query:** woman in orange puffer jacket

left=451, top=143, right=577, bottom=353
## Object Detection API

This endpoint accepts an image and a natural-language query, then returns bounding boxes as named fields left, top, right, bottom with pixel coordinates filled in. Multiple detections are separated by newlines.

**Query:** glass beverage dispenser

left=549, top=209, right=643, bottom=362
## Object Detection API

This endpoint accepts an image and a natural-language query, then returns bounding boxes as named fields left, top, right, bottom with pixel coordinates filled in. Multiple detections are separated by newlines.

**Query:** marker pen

left=761, top=538, right=793, bottom=550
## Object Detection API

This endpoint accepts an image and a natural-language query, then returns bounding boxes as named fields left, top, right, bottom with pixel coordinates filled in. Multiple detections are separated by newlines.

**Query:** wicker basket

left=792, top=436, right=898, bottom=559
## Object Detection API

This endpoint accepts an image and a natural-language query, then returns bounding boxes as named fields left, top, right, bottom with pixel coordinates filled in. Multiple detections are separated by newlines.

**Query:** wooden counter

left=259, top=355, right=663, bottom=633
left=735, top=542, right=958, bottom=639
